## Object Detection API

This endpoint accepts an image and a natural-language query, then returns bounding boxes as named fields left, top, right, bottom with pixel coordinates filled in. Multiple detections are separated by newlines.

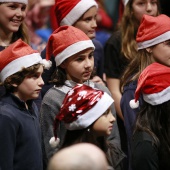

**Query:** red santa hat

left=49, top=84, right=114, bottom=148
left=130, top=63, right=170, bottom=109
left=46, top=25, right=95, bottom=66
left=136, top=14, right=170, bottom=50
left=0, top=0, right=28, bottom=4
left=55, top=0, right=98, bottom=26
left=0, top=39, right=51, bottom=82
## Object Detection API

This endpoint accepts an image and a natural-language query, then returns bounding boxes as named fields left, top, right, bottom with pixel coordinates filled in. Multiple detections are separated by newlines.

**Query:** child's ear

left=146, top=48, right=152, bottom=53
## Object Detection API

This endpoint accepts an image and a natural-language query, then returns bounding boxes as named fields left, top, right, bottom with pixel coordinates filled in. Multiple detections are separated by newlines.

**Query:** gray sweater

left=40, top=81, right=121, bottom=166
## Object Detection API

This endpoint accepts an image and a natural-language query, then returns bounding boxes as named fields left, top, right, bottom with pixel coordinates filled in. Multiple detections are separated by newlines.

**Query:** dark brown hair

left=3, top=64, right=42, bottom=92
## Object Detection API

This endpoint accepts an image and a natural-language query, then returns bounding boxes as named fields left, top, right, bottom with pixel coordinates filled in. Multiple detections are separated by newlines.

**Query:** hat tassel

left=49, top=136, right=60, bottom=148
left=129, top=99, right=139, bottom=109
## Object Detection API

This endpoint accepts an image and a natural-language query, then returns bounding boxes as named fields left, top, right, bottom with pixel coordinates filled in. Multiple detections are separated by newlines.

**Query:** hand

left=91, top=76, right=105, bottom=86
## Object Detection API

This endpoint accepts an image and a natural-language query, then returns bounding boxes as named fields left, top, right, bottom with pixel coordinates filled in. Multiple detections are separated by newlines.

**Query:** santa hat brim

left=143, top=86, right=170, bottom=105
left=0, top=0, right=28, bottom=4
left=65, top=92, right=114, bottom=130
left=138, top=31, right=170, bottom=50
left=60, top=0, right=98, bottom=26
left=0, top=53, right=42, bottom=82
left=55, top=40, right=95, bottom=66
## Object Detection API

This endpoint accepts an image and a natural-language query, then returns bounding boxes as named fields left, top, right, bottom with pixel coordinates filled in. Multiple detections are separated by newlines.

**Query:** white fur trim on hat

left=55, top=40, right=95, bottom=66
left=122, top=0, right=129, bottom=6
left=129, top=99, right=139, bottom=109
left=0, top=0, right=28, bottom=4
left=49, top=137, right=60, bottom=148
left=65, top=92, right=114, bottom=130
left=60, top=0, right=98, bottom=26
left=138, top=31, right=170, bottom=50
left=143, top=86, right=170, bottom=105
left=0, top=53, right=42, bottom=82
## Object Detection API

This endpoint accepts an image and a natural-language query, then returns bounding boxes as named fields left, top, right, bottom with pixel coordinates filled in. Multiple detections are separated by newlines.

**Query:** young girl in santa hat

left=130, top=62, right=170, bottom=170
left=0, top=0, right=29, bottom=97
left=40, top=25, right=121, bottom=168
left=120, top=14, right=170, bottom=170
left=41, top=0, right=105, bottom=90
left=0, top=0, right=28, bottom=48
left=49, top=84, right=125, bottom=170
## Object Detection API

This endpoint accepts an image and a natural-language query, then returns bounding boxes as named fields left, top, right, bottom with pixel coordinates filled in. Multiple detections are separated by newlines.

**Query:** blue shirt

left=0, top=93, right=43, bottom=170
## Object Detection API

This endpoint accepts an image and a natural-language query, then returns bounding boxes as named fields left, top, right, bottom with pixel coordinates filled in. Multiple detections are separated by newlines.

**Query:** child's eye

left=76, top=57, right=84, bottom=62
left=151, top=0, right=157, bottom=5
left=21, top=5, right=26, bottom=11
left=89, top=52, right=94, bottom=59
left=9, top=5, right=16, bottom=9
left=85, top=17, right=92, bottom=22
left=28, top=74, right=40, bottom=79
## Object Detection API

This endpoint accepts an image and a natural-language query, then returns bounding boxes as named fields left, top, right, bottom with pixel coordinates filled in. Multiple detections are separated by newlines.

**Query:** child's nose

left=39, top=76, right=44, bottom=86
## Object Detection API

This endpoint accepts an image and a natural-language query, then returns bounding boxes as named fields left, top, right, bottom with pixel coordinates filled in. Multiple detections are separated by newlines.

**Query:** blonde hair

left=0, top=2, right=29, bottom=44
left=120, top=49, right=155, bottom=91
left=120, top=0, right=161, bottom=90
left=120, top=0, right=161, bottom=60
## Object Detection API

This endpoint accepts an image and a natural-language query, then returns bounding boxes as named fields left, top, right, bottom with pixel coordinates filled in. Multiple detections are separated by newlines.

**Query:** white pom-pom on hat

left=40, top=59, right=52, bottom=70
left=129, top=99, right=139, bottom=109
left=49, top=137, right=60, bottom=148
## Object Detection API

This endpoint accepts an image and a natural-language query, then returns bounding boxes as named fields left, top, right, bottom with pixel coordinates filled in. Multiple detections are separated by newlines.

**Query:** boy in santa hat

left=0, top=39, right=51, bottom=170
left=0, top=0, right=29, bottom=98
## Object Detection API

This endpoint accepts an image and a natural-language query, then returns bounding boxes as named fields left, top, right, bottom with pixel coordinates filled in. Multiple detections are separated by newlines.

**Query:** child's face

left=132, top=0, right=158, bottom=22
left=61, top=48, right=94, bottom=84
left=13, top=65, right=44, bottom=101
left=148, top=40, right=170, bottom=67
left=92, top=108, right=115, bottom=137
left=0, top=2, right=27, bottom=34
left=73, top=6, right=97, bottom=39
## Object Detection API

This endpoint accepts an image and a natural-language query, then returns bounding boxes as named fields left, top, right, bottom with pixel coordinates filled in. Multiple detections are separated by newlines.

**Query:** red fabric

left=54, top=0, right=80, bottom=26
left=135, top=62, right=170, bottom=102
left=53, top=84, right=104, bottom=138
left=57, top=84, right=103, bottom=123
left=0, top=39, right=38, bottom=71
left=118, top=0, right=124, bottom=24
left=50, top=5, right=58, bottom=31
left=97, top=8, right=113, bottom=30
left=46, top=26, right=90, bottom=60
left=136, top=14, right=170, bottom=42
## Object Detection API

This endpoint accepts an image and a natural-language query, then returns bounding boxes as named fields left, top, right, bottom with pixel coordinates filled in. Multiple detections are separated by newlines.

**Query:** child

left=40, top=25, right=121, bottom=168
left=130, top=62, right=170, bottom=170
left=41, top=0, right=105, bottom=93
left=0, top=39, right=51, bottom=170
left=120, top=14, right=170, bottom=170
left=50, top=84, right=125, bottom=170
left=104, top=2, right=161, bottom=168
left=0, top=0, right=29, bottom=97
left=0, top=0, right=29, bottom=48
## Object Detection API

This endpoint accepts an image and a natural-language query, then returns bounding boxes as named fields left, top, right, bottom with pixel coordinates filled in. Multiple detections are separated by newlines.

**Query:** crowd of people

left=0, top=0, right=170, bottom=170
